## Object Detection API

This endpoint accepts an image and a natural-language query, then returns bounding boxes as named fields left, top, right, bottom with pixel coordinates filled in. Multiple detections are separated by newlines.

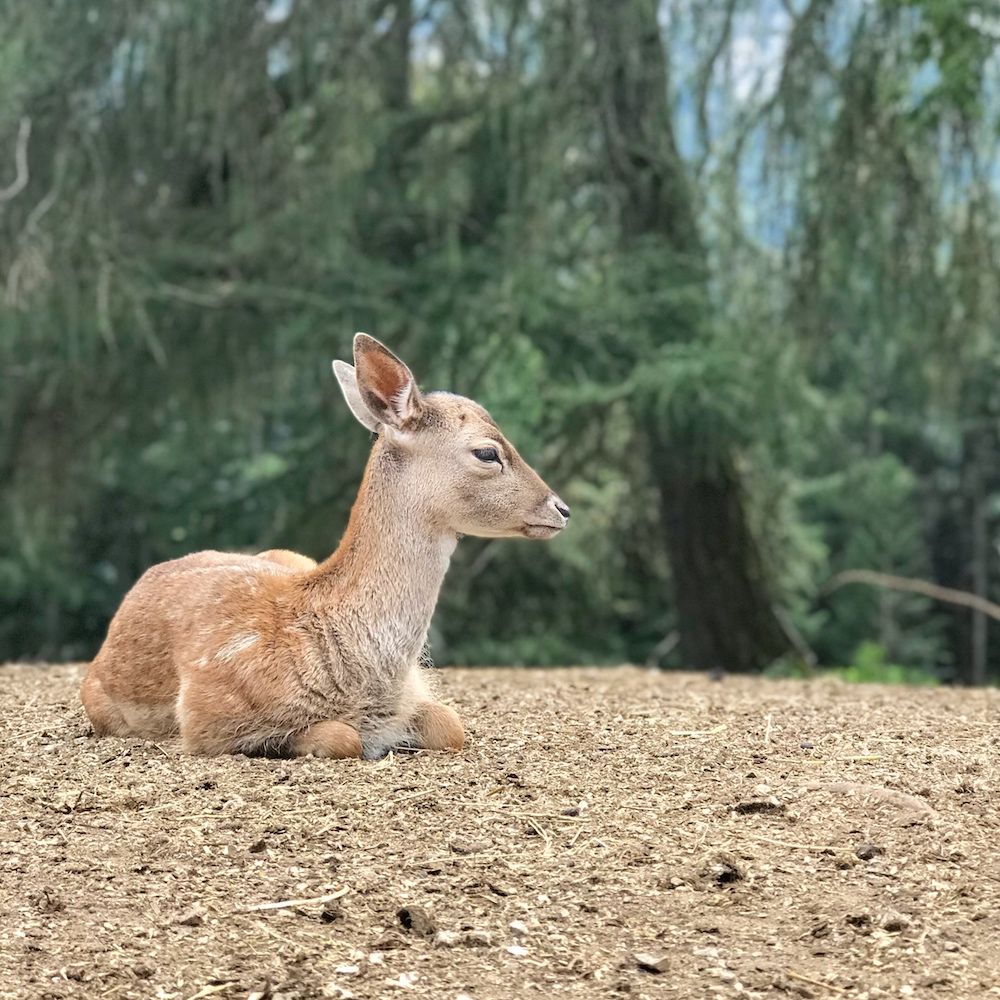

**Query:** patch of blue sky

left=265, top=0, right=293, bottom=25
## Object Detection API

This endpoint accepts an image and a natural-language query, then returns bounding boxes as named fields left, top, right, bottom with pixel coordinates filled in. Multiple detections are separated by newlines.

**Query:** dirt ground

left=1, top=665, right=998, bottom=1000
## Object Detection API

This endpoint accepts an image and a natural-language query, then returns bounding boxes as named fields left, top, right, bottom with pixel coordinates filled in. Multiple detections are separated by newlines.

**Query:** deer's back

left=89, top=550, right=304, bottom=708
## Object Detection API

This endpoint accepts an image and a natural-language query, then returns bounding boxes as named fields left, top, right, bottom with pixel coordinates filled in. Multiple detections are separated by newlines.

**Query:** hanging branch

left=827, top=570, right=1000, bottom=623
left=0, top=118, right=31, bottom=204
left=694, top=0, right=738, bottom=179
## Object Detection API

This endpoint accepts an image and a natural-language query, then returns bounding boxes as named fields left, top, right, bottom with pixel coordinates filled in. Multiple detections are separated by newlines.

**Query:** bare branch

left=0, top=118, right=32, bottom=204
left=694, top=0, right=738, bottom=178
left=827, top=570, right=1000, bottom=623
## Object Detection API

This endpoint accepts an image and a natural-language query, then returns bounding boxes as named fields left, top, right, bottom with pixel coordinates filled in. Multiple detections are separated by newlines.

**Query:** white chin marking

left=523, top=524, right=561, bottom=540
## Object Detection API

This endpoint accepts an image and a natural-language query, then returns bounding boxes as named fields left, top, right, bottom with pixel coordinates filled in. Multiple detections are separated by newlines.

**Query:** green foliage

left=797, top=455, right=948, bottom=672
left=831, top=641, right=941, bottom=687
left=764, top=641, right=940, bottom=686
left=0, top=0, right=997, bottom=678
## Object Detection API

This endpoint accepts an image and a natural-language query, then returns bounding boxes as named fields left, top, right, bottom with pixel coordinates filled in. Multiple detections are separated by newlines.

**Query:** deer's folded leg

left=409, top=702, right=465, bottom=751
left=289, top=720, right=363, bottom=759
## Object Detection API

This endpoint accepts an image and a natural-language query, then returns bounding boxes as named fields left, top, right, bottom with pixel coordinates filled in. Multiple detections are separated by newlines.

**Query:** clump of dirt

left=1, top=664, right=998, bottom=999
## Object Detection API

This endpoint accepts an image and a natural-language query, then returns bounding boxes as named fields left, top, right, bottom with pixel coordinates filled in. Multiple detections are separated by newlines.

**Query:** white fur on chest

left=360, top=719, right=415, bottom=759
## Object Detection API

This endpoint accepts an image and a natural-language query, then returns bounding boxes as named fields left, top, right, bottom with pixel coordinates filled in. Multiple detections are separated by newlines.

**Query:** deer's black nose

left=554, top=500, right=571, bottom=520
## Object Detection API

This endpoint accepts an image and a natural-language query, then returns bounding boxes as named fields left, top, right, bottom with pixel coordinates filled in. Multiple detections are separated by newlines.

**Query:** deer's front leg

left=289, top=720, right=363, bottom=759
left=410, top=702, right=465, bottom=751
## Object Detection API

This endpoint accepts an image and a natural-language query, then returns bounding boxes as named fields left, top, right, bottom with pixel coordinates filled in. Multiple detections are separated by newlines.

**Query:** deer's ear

left=351, top=333, right=423, bottom=429
left=332, top=360, right=380, bottom=432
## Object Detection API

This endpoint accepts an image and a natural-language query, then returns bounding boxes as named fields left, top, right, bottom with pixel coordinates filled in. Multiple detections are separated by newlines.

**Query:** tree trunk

left=968, top=429, right=990, bottom=686
left=589, top=0, right=792, bottom=670
left=650, top=436, right=792, bottom=669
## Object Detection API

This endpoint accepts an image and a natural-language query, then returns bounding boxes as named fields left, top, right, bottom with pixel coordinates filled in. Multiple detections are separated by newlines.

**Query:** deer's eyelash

left=472, top=446, right=501, bottom=465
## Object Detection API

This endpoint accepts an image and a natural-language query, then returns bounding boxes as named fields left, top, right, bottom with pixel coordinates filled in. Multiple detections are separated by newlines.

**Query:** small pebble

left=464, top=929, right=494, bottom=947
left=323, top=988, right=354, bottom=1000
left=635, top=951, right=671, bottom=974
left=856, top=843, right=883, bottom=862
left=882, top=913, right=911, bottom=933
left=487, top=881, right=516, bottom=897
left=508, top=920, right=529, bottom=937
left=449, top=838, right=487, bottom=855
left=174, top=906, right=205, bottom=927
left=800, top=740, right=815, bottom=750
left=397, top=904, right=436, bottom=937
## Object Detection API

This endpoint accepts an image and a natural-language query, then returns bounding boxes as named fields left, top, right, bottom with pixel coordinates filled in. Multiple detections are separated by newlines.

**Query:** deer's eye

left=472, top=446, right=501, bottom=465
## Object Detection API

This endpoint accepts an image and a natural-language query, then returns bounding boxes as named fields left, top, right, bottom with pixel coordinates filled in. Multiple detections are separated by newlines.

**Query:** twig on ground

left=184, top=984, right=237, bottom=1000
left=240, top=887, right=349, bottom=913
left=749, top=836, right=833, bottom=852
left=526, top=817, right=553, bottom=855
left=668, top=723, right=727, bottom=737
left=805, top=781, right=937, bottom=816
left=786, top=970, right=846, bottom=993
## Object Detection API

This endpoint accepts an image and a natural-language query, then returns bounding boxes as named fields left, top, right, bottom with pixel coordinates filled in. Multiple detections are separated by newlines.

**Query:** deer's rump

left=80, top=551, right=306, bottom=739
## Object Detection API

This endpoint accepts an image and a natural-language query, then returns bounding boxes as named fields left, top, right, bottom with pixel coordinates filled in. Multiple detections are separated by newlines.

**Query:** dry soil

left=1, top=665, right=998, bottom=1000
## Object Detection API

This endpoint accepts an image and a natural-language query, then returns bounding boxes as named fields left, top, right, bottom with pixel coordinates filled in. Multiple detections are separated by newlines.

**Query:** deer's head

left=333, top=334, right=570, bottom=540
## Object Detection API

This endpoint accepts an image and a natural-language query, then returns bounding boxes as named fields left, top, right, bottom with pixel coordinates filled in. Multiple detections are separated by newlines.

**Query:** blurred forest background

left=1, top=0, right=998, bottom=681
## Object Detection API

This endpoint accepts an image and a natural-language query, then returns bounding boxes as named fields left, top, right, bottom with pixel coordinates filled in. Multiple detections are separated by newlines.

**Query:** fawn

left=80, top=334, right=570, bottom=758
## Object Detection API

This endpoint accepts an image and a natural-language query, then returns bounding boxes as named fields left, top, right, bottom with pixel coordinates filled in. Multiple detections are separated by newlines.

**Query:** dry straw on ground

left=1, top=664, right=998, bottom=999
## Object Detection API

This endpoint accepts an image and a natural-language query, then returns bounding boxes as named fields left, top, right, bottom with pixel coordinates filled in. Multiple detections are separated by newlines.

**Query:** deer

left=80, top=334, right=570, bottom=759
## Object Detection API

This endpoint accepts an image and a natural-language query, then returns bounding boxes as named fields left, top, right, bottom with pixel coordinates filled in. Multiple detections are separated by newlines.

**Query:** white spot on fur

left=250, top=563, right=283, bottom=575
left=214, top=632, right=260, bottom=662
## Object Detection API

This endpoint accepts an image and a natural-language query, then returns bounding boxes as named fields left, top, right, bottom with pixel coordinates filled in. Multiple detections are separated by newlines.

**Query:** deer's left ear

left=351, top=333, right=423, bottom=429
left=332, top=360, right=380, bottom=432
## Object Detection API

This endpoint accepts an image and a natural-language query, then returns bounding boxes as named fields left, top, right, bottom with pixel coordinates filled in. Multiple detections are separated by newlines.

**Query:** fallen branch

left=240, top=887, right=348, bottom=913
left=184, top=985, right=236, bottom=1000
left=645, top=630, right=679, bottom=667
left=827, top=569, right=1000, bottom=623
left=667, top=723, right=727, bottom=737
left=785, top=969, right=846, bottom=994
left=804, top=781, right=936, bottom=817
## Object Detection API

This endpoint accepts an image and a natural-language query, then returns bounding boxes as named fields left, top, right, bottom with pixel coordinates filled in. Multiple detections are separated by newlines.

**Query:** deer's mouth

left=521, top=523, right=564, bottom=540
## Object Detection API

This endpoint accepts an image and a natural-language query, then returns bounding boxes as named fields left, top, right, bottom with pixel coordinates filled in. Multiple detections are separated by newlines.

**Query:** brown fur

left=258, top=549, right=319, bottom=571
left=81, top=335, right=569, bottom=758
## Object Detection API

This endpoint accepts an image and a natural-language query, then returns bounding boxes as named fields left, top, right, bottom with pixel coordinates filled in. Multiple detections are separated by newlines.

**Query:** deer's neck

left=306, top=440, right=457, bottom=669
